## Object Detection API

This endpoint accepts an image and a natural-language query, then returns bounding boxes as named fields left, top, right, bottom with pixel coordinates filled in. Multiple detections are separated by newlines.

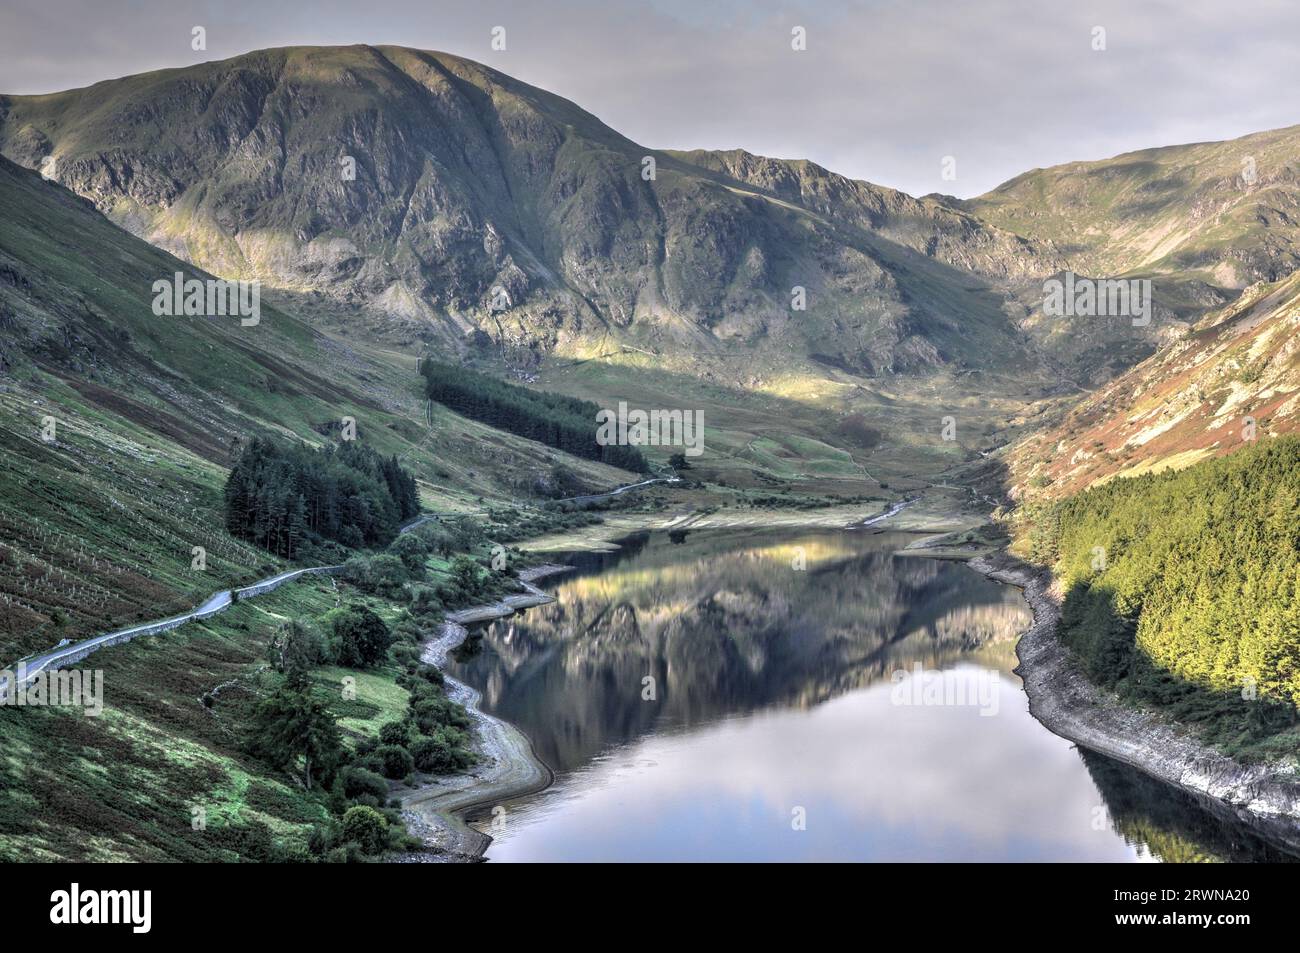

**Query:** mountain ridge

left=0, top=44, right=1059, bottom=383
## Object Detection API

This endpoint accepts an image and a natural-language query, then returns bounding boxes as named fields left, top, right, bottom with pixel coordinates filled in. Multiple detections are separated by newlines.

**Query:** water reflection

left=447, top=529, right=1292, bottom=862
left=454, top=530, right=1030, bottom=772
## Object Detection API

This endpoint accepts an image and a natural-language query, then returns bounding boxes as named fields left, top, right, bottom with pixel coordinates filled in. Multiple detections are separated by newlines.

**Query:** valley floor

left=518, top=488, right=985, bottom=553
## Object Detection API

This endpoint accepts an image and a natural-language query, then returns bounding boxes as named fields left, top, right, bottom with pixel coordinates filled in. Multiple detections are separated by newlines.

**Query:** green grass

left=312, top=665, right=410, bottom=740
left=0, top=155, right=639, bottom=661
left=0, top=578, right=347, bottom=862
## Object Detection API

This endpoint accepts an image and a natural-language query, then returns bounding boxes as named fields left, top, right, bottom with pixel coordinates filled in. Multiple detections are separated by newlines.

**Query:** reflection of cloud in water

left=482, top=667, right=1143, bottom=862
left=454, top=530, right=1036, bottom=774
left=460, top=530, right=1248, bottom=862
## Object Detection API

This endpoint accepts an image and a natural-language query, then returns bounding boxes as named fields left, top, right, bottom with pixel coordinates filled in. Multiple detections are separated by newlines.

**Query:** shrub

left=376, top=744, right=415, bottom=780
left=341, top=805, right=389, bottom=855
left=411, top=730, right=473, bottom=774
left=340, top=766, right=388, bottom=802
left=412, top=694, right=471, bottom=732
left=388, top=533, right=430, bottom=573
left=342, top=554, right=410, bottom=599
left=329, top=604, right=393, bottom=669
left=392, top=643, right=421, bottom=667
left=378, top=720, right=411, bottom=747
left=410, top=586, right=443, bottom=616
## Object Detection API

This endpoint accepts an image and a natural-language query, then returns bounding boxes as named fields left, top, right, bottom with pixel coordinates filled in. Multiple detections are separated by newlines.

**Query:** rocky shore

left=970, top=550, right=1300, bottom=854
left=397, top=565, right=568, bottom=862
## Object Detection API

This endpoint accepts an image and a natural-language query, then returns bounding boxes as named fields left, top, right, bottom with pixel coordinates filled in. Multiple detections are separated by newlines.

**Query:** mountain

left=955, top=125, right=1300, bottom=382
left=964, top=124, right=1300, bottom=289
left=4, top=46, right=1297, bottom=497
left=0, top=154, right=632, bottom=659
left=1002, top=270, right=1300, bottom=505
left=0, top=45, right=1062, bottom=384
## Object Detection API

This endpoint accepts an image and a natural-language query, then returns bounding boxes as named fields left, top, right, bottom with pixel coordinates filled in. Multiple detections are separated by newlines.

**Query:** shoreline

left=397, top=564, right=568, bottom=862
left=398, top=514, right=1300, bottom=863
left=968, top=550, right=1300, bottom=855
left=394, top=501, right=981, bottom=861
left=520, top=494, right=982, bottom=554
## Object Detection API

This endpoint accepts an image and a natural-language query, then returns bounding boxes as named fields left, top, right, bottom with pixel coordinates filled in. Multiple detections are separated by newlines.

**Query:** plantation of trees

left=1042, top=437, right=1300, bottom=756
left=420, top=360, right=648, bottom=472
left=224, top=438, right=420, bottom=557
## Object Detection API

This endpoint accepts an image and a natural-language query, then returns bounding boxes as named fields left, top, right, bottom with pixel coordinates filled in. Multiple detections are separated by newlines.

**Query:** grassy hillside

left=959, top=125, right=1300, bottom=381
left=0, top=153, right=654, bottom=862
left=965, top=124, right=1300, bottom=290
left=1004, top=270, right=1300, bottom=505
left=0, top=579, right=339, bottom=861
left=0, top=155, right=638, bottom=658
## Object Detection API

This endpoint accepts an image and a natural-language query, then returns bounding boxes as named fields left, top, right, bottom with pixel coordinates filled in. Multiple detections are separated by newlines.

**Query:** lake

left=448, top=528, right=1292, bottom=862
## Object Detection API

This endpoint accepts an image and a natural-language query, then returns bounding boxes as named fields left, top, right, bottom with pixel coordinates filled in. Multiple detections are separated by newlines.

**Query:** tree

left=340, top=805, right=388, bottom=854
left=376, top=744, right=414, bottom=779
left=388, top=533, right=429, bottom=573
left=246, top=686, right=342, bottom=790
left=266, top=620, right=323, bottom=686
left=420, top=360, right=648, bottom=472
left=224, top=438, right=418, bottom=557
left=342, top=553, right=410, bottom=599
left=669, top=452, right=691, bottom=471
left=330, top=604, right=393, bottom=669
left=1045, top=436, right=1300, bottom=754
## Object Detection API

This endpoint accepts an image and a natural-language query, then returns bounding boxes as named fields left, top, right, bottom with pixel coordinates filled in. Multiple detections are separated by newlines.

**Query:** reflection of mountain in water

left=1078, top=749, right=1300, bottom=863
left=450, top=529, right=1032, bottom=772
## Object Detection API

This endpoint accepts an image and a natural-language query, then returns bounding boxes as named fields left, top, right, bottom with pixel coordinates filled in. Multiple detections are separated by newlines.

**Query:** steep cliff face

left=0, top=45, right=1059, bottom=382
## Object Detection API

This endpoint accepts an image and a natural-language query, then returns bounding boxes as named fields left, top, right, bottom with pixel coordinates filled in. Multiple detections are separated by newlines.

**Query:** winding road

left=0, top=482, right=655, bottom=704
left=0, top=511, right=444, bottom=702
left=557, top=475, right=680, bottom=505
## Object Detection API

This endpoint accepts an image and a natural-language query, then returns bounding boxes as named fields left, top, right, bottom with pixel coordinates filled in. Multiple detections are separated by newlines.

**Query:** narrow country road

left=0, top=564, right=345, bottom=702
left=0, top=510, right=443, bottom=702
left=557, top=475, right=680, bottom=505
left=857, top=497, right=916, bottom=527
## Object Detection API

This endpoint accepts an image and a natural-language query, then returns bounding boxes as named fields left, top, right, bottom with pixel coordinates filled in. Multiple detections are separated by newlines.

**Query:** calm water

left=449, top=529, right=1292, bottom=862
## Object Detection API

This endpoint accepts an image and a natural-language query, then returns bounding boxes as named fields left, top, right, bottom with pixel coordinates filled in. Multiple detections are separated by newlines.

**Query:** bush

left=392, top=644, right=421, bottom=667
left=388, top=533, right=430, bottom=573
left=410, top=586, right=443, bottom=617
left=412, top=729, right=473, bottom=774
left=412, top=694, right=471, bottom=732
left=341, top=805, right=389, bottom=855
left=378, top=720, right=411, bottom=747
left=340, top=766, right=388, bottom=802
left=329, top=604, right=394, bottom=669
left=342, top=554, right=410, bottom=599
left=376, top=744, right=415, bottom=780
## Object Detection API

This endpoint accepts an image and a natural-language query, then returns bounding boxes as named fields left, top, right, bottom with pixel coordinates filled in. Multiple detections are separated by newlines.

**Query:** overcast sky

left=1, top=0, right=1297, bottom=197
